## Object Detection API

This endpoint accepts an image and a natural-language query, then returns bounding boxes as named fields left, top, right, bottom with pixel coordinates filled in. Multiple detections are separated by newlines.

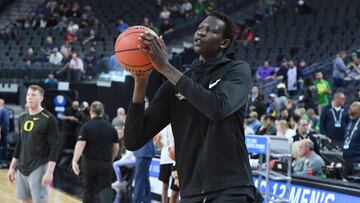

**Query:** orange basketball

left=114, top=26, right=157, bottom=74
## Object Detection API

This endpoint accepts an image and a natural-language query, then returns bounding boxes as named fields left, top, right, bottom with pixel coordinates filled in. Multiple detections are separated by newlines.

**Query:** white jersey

left=159, top=125, right=175, bottom=165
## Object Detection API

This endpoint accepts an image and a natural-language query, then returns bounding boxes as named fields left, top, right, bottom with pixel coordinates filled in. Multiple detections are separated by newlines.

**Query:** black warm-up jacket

left=124, top=55, right=254, bottom=197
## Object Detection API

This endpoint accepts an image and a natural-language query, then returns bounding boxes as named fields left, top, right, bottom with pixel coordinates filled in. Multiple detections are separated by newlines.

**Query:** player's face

left=193, top=16, right=229, bottom=59
left=26, top=88, right=43, bottom=109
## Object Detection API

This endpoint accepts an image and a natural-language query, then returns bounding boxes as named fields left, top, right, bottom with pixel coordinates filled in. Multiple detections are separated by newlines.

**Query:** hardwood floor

left=0, top=169, right=81, bottom=203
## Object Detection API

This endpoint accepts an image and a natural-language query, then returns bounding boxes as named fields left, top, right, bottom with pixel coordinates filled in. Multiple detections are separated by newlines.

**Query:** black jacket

left=124, top=55, right=254, bottom=197
left=320, top=105, right=349, bottom=141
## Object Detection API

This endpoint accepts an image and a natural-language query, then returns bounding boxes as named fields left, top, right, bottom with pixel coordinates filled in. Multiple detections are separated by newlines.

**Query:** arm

left=139, top=33, right=252, bottom=119
left=7, top=157, right=18, bottom=182
left=72, top=141, right=86, bottom=163
left=42, top=116, right=61, bottom=185
left=336, top=59, right=347, bottom=73
left=124, top=82, right=171, bottom=150
left=112, top=143, right=119, bottom=161
left=72, top=140, right=86, bottom=176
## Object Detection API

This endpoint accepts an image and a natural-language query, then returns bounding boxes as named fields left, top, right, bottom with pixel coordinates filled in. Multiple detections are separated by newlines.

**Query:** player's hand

left=7, top=168, right=16, bottom=183
left=72, top=161, right=80, bottom=176
left=42, top=171, right=53, bottom=185
left=172, top=170, right=179, bottom=187
left=138, top=32, right=169, bottom=73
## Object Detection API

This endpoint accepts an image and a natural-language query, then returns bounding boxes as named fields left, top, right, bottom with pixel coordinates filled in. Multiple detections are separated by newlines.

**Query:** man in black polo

left=72, top=101, right=119, bottom=203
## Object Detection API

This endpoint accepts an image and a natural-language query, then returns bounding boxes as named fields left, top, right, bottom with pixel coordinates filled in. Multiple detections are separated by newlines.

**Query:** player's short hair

left=209, top=11, right=234, bottom=44
left=90, top=101, right=104, bottom=116
left=28, top=85, right=44, bottom=96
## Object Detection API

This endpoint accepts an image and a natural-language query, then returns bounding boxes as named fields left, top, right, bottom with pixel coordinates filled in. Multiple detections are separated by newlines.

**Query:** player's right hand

left=72, top=161, right=80, bottom=176
left=7, top=168, right=16, bottom=183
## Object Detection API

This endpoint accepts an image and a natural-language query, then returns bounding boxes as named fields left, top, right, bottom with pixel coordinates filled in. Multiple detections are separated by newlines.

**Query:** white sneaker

left=112, top=181, right=122, bottom=188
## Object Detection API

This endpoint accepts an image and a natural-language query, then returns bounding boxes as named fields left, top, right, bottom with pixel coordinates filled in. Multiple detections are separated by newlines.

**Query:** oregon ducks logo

left=23, top=120, right=35, bottom=132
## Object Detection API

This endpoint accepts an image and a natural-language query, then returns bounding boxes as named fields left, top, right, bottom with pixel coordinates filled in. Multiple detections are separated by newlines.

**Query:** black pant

left=81, top=158, right=113, bottom=203
left=67, top=69, right=82, bottom=82
left=344, top=159, right=355, bottom=178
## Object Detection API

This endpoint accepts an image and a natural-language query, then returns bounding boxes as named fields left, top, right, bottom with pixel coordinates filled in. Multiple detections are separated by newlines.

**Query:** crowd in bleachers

left=246, top=49, right=360, bottom=180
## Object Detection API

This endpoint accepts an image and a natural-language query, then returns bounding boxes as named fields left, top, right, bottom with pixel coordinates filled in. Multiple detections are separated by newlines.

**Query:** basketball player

left=7, top=85, right=60, bottom=203
left=125, top=11, right=261, bottom=202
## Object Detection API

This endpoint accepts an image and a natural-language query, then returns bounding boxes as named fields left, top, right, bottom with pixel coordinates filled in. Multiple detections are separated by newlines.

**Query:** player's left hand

left=138, top=32, right=169, bottom=73
left=42, top=171, right=53, bottom=185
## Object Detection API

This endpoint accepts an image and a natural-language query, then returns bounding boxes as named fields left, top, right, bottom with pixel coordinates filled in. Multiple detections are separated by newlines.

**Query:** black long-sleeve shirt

left=125, top=55, right=254, bottom=197
left=14, top=109, right=60, bottom=175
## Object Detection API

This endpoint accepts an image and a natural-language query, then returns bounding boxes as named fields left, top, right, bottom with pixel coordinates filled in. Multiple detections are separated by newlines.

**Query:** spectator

left=343, top=101, right=360, bottom=177
left=284, top=60, right=303, bottom=97
left=54, top=17, right=68, bottom=34
left=269, top=85, right=288, bottom=116
left=84, top=46, right=98, bottom=79
left=294, top=119, right=320, bottom=155
left=82, top=29, right=98, bottom=45
left=313, top=71, right=331, bottom=113
left=49, top=47, right=63, bottom=65
left=332, top=51, right=347, bottom=89
left=60, top=41, right=72, bottom=59
left=133, top=98, right=155, bottom=203
left=112, top=148, right=135, bottom=189
left=293, top=139, right=325, bottom=176
left=247, top=111, right=261, bottom=133
left=302, top=77, right=317, bottom=110
left=60, top=100, right=83, bottom=149
left=169, top=3, right=180, bottom=19
left=0, top=98, right=10, bottom=161
left=306, top=109, right=320, bottom=133
left=0, top=26, right=10, bottom=44
left=41, top=36, right=56, bottom=61
left=10, top=23, right=22, bottom=43
left=256, top=115, right=276, bottom=135
left=23, top=47, right=37, bottom=79
left=112, top=107, right=126, bottom=128
left=67, top=52, right=84, bottom=82
left=142, top=17, right=151, bottom=27
left=70, top=2, right=82, bottom=18
left=276, top=58, right=288, bottom=79
left=160, top=19, right=173, bottom=34
left=275, top=119, right=296, bottom=139
left=83, top=5, right=95, bottom=19
left=298, top=59, right=310, bottom=75
left=247, top=85, right=265, bottom=116
left=346, top=52, right=360, bottom=80
left=195, top=1, right=205, bottom=14
left=157, top=125, right=178, bottom=203
left=180, top=0, right=193, bottom=17
left=38, top=14, right=48, bottom=28
left=116, top=19, right=129, bottom=33
left=279, top=109, right=290, bottom=121
left=240, top=26, right=254, bottom=44
left=256, top=60, right=276, bottom=80
left=320, top=92, right=349, bottom=147
left=160, top=6, right=171, bottom=20
left=43, top=72, right=59, bottom=89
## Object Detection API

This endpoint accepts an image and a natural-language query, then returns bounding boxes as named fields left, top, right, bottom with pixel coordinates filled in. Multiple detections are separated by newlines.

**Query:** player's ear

left=220, top=39, right=230, bottom=49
